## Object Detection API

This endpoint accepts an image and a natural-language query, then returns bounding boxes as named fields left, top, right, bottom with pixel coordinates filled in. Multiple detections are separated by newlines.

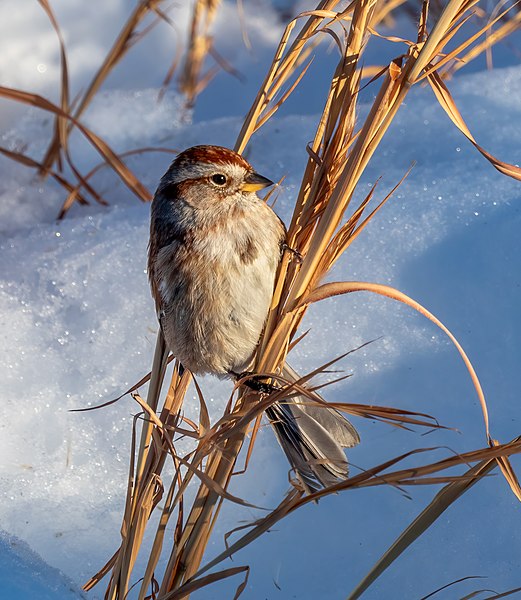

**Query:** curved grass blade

left=298, top=280, right=490, bottom=441
left=0, top=85, right=151, bottom=202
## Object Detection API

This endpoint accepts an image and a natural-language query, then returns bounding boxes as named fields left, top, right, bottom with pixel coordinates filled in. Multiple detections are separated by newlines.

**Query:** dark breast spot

left=236, top=235, right=258, bottom=264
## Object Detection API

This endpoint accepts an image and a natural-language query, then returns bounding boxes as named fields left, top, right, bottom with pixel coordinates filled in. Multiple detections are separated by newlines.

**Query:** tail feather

left=283, top=363, right=359, bottom=448
left=266, top=364, right=360, bottom=494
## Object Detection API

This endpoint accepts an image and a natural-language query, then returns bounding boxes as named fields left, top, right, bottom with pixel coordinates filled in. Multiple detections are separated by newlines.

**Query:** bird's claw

left=282, top=243, right=303, bottom=263
left=231, top=370, right=281, bottom=394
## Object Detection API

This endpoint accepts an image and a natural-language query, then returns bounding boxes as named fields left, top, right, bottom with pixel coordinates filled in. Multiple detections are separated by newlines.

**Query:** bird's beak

left=240, top=171, right=274, bottom=192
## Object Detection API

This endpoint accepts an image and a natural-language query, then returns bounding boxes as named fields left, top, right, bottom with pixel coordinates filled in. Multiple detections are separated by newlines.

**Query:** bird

left=148, top=144, right=359, bottom=493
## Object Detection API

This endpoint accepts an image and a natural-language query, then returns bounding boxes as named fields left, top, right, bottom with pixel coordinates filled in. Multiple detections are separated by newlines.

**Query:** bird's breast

left=155, top=203, right=284, bottom=375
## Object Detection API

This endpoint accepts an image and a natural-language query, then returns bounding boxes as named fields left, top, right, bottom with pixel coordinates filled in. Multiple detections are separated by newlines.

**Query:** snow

left=0, top=532, right=83, bottom=599
left=1, top=1, right=521, bottom=599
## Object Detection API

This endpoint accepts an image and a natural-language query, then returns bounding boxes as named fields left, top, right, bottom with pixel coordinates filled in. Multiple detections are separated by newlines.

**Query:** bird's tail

left=266, top=364, right=360, bottom=494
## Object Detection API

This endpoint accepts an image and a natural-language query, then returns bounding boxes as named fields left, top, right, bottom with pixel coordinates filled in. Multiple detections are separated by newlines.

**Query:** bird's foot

left=282, top=242, right=303, bottom=263
left=230, top=370, right=280, bottom=394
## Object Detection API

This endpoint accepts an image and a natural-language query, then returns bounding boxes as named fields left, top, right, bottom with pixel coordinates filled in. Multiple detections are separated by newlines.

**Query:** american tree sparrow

left=148, top=145, right=359, bottom=492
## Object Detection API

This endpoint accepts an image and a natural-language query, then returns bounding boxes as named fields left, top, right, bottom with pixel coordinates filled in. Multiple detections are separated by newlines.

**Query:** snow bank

left=0, top=531, right=83, bottom=599
left=1, top=2, right=520, bottom=596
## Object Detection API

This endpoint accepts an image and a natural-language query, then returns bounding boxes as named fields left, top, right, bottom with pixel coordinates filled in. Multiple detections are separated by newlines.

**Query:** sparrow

left=148, top=144, right=359, bottom=493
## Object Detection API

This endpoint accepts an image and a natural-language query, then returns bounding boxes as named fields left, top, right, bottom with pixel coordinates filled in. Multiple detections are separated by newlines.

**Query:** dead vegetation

left=2, top=0, right=521, bottom=598
left=81, top=1, right=521, bottom=598
left=0, top=0, right=518, bottom=215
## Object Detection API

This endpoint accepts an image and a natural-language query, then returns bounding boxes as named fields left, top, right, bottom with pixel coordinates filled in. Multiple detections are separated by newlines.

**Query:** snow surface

left=1, top=1, right=521, bottom=599
left=0, top=532, right=82, bottom=599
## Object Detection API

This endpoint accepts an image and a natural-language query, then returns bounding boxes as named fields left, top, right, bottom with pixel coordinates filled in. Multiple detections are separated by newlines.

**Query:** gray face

left=151, top=145, right=274, bottom=235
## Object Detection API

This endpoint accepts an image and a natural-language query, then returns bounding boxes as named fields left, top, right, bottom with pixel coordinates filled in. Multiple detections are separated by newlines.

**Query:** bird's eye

left=210, top=173, right=227, bottom=186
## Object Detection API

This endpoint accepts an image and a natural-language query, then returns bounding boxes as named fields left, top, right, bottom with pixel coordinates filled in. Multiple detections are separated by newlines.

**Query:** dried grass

left=2, top=0, right=521, bottom=598
left=39, top=0, right=169, bottom=176
left=177, top=0, right=222, bottom=108
left=441, top=0, right=521, bottom=76
left=2, top=0, right=518, bottom=219
left=0, top=0, right=228, bottom=218
left=78, top=1, right=521, bottom=599
left=0, top=85, right=152, bottom=205
left=0, top=0, right=174, bottom=216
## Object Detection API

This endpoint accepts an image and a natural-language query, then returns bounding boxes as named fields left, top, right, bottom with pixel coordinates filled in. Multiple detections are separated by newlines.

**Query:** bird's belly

left=161, top=253, right=277, bottom=375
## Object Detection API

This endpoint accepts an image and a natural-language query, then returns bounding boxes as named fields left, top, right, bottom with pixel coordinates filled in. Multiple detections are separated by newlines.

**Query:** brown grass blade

left=133, top=392, right=265, bottom=509
left=447, top=3, right=521, bottom=77
left=329, top=402, right=449, bottom=431
left=236, top=0, right=252, bottom=51
left=158, top=10, right=184, bottom=103
left=233, top=414, right=263, bottom=476
left=347, top=459, right=497, bottom=600
left=193, top=440, right=521, bottom=581
left=88, top=2, right=521, bottom=597
left=59, top=146, right=177, bottom=218
left=178, top=0, right=222, bottom=107
left=159, top=565, right=249, bottom=600
left=137, top=478, right=177, bottom=600
left=421, top=2, right=520, bottom=78
left=36, top=0, right=70, bottom=174
left=0, top=146, right=90, bottom=207
left=0, top=86, right=151, bottom=202
left=40, top=0, right=166, bottom=172
left=372, top=0, right=408, bottom=25
left=298, top=280, right=490, bottom=440
left=192, top=489, right=302, bottom=580
left=420, top=576, right=487, bottom=600
left=254, top=57, right=314, bottom=131
left=192, top=377, right=211, bottom=434
left=234, top=0, right=349, bottom=155
left=318, top=164, right=414, bottom=274
left=103, top=333, right=169, bottom=599
left=471, top=585, right=521, bottom=600
left=490, top=438, right=521, bottom=501
left=83, top=550, right=119, bottom=591
left=427, top=71, right=521, bottom=180
left=62, top=148, right=108, bottom=210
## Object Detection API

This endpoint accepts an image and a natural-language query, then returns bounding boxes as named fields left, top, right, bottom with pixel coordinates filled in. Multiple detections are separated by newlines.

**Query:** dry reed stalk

left=35, top=0, right=70, bottom=173
left=1, top=0, right=226, bottom=216
left=170, top=0, right=521, bottom=591
left=361, top=0, right=521, bottom=83
left=0, top=0, right=193, bottom=218
left=0, top=146, right=91, bottom=209
left=86, top=1, right=521, bottom=598
left=0, top=85, right=151, bottom=204
left=157, top=6, right=382, bottom=591
left=370, top=0, right=408, bottom=26
left=190, top=437, right=521, bottom=586
left=178, top=0, right=222, bottom=108
left=421, top=579, right=521, bottom=600
left=3, top=0, right=517, bottom=220
left=444, top=1, right=521, bottom=76
left=39, top=0, right=169, bottom=176
left=0, top=0, right=172, bottom=217
left=57, top=146, right=178, bottom=219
